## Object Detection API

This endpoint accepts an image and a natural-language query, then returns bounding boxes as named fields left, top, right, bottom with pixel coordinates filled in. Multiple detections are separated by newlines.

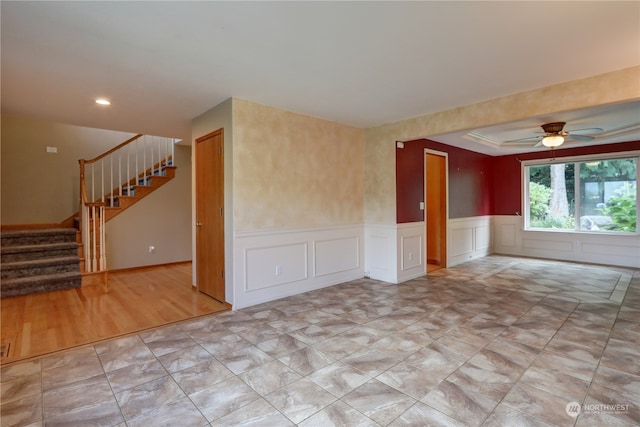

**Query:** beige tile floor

left=1, top=255, right=638, bottom=427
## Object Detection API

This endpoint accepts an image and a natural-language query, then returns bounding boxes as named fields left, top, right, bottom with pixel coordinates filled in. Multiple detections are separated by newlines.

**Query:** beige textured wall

left=232, top=99, right=365, bottom=232
left=1, top=114, right=135, bottom=224
left=365, top=66, right=640, bottom=224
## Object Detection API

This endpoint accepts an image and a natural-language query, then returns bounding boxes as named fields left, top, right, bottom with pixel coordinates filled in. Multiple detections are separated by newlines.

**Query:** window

left=524, top=154, right=638, bottom=233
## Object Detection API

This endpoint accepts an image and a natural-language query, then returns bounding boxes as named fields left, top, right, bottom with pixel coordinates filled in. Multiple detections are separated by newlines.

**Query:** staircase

left=1, top=228, right=81, bottom=298
left=1, top=133, right=177, bottom=296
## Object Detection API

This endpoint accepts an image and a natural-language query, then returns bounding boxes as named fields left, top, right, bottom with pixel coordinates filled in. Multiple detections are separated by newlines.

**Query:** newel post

left=79, top=159, right=86, bottom=234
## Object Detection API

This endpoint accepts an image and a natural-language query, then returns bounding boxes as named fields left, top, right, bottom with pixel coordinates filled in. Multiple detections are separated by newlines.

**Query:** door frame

left=424, top=148, right=449, bottom=269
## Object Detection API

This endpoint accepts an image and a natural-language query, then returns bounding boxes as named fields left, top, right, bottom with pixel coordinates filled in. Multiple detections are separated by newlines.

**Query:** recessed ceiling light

left=95, top=98, right=111, bottom=106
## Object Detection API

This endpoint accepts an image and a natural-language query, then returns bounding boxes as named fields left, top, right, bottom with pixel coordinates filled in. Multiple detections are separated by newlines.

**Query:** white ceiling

left=2, top=1, right=639, bottom=154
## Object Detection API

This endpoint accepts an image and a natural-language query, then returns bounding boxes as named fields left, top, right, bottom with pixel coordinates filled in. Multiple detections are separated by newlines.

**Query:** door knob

left=196, top=222, right=203, bottom=227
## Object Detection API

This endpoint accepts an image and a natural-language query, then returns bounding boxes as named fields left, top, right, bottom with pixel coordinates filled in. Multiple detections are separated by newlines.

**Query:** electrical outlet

left=149, top=245, right=156, bottom=254
left=275, top=265, right=282, bottom=276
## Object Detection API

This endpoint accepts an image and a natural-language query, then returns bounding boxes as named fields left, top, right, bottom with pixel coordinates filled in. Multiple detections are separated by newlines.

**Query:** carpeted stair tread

left=1, top=242, right=78, bottom=262
left=2, top=255, right=80, bottom=269
left=1, top=271, right=82, bottom=298
left=1, top=256, right=80, bottom=280
left=0, top=228, right=81, bottom=298
left=1, top=270, right=81, bottom=285
left=1, top=228, right=76, bottom=237
left=1, top=228, right=77, bottom=246
left=1, top=241, right=77, bottom=254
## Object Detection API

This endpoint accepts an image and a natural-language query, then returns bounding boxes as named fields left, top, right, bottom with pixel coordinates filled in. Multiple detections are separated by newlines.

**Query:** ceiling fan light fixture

left=542, top=134, right=564, bottom=148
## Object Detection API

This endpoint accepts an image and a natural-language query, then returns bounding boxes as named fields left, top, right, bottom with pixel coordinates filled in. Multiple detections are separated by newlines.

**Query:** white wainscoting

left=233, top=224, right=364, bottom=309
left=366, top=218, right=492, bottom=283
left=493, top=215, right=640, bottom=268
left=365, top=222, right=426, bottom=284
left=448, top=216, right=492, bottom=267
left=364, top=223, right=398, bottom=283
left=397, top=222, right=427, bottom=283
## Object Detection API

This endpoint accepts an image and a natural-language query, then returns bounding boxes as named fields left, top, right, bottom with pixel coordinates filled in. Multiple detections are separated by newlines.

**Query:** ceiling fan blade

left=566, top=127, right=603, bottom=134
left=505, top=136, right=541, bottom=143
left=566, top=134, right=594, bottom=141
left=533, top=140, right=544, bottom=148
left=533, top=128, right=602, bottom=135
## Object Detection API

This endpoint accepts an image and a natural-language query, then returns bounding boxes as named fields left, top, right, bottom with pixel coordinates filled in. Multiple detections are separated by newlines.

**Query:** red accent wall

left=396, top=139, right=640, bottom=223
left=493, top=141, right=640, bottom=215
left=396, top=139, right=494, bottom=222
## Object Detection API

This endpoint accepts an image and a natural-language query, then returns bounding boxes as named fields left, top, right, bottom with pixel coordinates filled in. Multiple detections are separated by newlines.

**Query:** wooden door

left=425, top=152, right=447, bottom=268
left=195, top=129, right=225, bottom=302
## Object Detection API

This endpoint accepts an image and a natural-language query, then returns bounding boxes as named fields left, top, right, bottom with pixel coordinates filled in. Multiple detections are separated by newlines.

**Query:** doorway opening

left=425, top=150, right=448, bottom=273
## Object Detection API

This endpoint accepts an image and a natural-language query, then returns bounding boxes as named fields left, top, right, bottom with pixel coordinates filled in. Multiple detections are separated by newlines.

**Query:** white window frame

left=522, top=150, right=640, bottom=235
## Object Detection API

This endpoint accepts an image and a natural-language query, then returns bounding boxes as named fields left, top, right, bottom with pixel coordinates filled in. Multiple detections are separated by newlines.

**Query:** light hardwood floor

left=0, top=262, right=228, bottom=365
left=426, top=263, right=442, bottom=273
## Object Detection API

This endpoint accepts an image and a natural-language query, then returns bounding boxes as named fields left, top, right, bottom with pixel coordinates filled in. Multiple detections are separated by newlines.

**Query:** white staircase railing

left=79, top=134, right=176, bottom=273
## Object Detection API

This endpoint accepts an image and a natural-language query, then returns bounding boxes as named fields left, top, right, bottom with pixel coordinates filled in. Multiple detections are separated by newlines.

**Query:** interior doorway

left=195, top=129, right=225, bottom=302
left=425, top=150, right=447, bottom=272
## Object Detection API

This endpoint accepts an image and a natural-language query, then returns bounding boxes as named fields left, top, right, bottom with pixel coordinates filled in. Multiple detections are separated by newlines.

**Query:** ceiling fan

left=508, top=122, right=603, bottom=148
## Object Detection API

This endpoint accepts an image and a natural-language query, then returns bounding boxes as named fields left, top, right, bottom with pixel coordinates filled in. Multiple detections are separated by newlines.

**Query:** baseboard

left=108, top=260, right=192, bottom=274
left=448, top=247, right=492, bottom=268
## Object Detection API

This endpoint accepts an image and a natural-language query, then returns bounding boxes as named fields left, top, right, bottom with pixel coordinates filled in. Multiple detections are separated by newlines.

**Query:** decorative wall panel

left=448, top=216, right=492, bottom=266
left=245, top=243, right=308, bottom=291
left=315, top=237, right=360, bottom=277
left=234, top=225, right=364, bottom=309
